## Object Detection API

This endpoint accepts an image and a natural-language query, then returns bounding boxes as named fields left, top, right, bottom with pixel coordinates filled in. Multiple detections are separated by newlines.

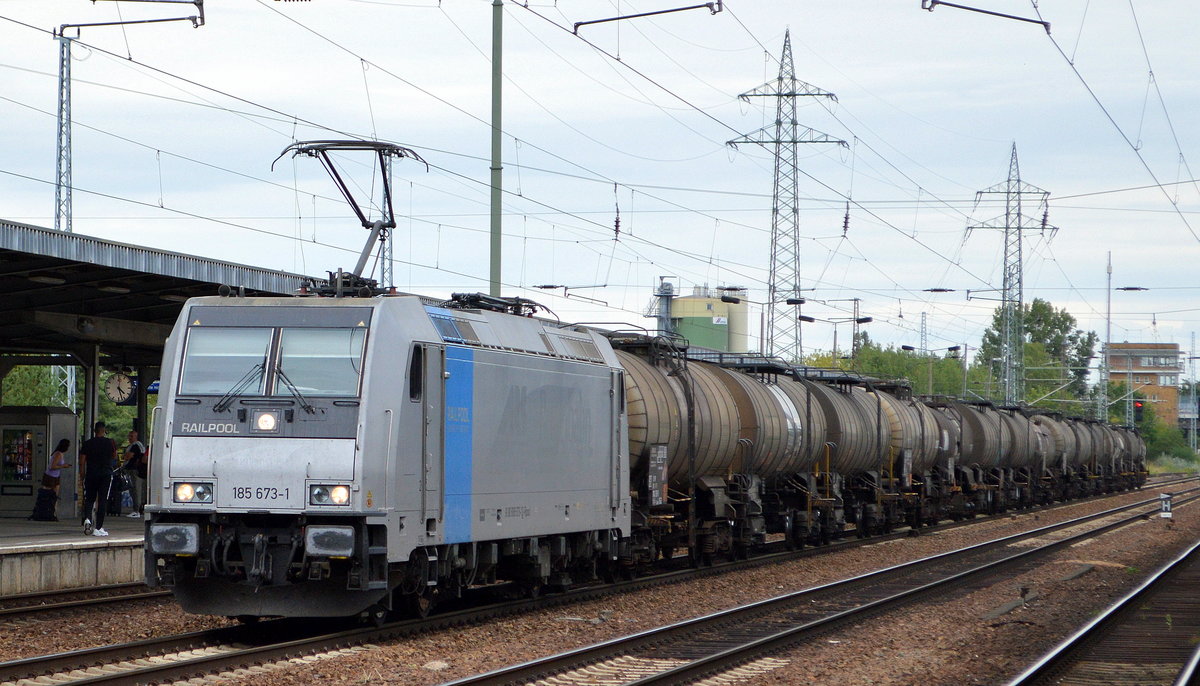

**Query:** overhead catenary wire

left=3, top=6, right=1188, bottom=349
left=0, top=7, right=1027, bottom=299
left=1028, top=1, right=1199, bottom=245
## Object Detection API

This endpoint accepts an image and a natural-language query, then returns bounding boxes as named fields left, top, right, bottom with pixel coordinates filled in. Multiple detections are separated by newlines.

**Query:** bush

left=1147, top=455, right=1200, bottom=474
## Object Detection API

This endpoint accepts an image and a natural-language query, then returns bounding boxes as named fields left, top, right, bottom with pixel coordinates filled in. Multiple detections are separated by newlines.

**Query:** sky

left=1, top=0, right=1198, bottom=373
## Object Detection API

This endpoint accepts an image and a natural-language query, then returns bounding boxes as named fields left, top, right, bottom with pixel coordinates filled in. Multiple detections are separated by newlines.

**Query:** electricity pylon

left=727, top=30, right=845, bottom=362
left=968, top=144, right=1056, bottom=406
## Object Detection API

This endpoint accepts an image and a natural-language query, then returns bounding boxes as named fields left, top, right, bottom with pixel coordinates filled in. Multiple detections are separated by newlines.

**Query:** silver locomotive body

left=146, top=296, right=629, bottom=618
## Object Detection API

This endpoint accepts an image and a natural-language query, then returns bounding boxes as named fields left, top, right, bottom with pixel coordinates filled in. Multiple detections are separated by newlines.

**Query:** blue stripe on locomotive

left=443, top=346, right=474, bottom=544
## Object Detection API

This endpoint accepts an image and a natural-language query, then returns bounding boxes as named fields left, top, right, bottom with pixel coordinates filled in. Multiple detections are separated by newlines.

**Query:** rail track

left=444, top=492, right=1198, bottom=686
left=0, top=584, right=170, bottom=619
left=1009, top=534, right=1200, bottom=686
left=1, top=481, right=1193, bottom=685
left=3, top=476, right=1190, bottom=625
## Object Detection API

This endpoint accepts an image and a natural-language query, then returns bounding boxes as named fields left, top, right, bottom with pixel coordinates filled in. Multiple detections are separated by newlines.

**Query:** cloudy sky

left=2, top=1, right=1197, bottom=365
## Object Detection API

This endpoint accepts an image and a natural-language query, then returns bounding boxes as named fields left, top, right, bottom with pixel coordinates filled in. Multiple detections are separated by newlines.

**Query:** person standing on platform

left=80, top=421, right=117, bottom=537
left=29, top=439, right=71, bottom=521
left=123, top=430, right=147, bottom=518
left=42, top=439, right=72, bottom=495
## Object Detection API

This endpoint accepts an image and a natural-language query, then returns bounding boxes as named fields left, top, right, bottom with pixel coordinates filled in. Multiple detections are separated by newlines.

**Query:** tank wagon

left=145, top=292, right=1146, bottom=621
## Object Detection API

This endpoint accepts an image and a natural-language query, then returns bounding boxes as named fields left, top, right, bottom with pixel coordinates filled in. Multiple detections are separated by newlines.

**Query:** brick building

left=1106, top=342, right=1182, bottom=424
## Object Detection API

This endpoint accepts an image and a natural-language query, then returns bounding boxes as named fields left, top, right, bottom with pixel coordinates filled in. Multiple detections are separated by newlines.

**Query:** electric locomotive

left=145, top=293, right=629, bottom=620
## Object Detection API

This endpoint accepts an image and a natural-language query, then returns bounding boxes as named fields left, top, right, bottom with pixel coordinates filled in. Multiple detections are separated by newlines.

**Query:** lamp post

left=954, top=344, right=971, bottom=398
left=1100, top=252, right=1147, bottom=424
left=902, top=344, right=961, bottom=395
left=1189, top=348, right=1199, bottom=454
left=834, top=316, right=873, bottom=361
left=720, top=293, right=807, bottom=359
left=801, top=314, right=872, bottom=364
left=1112, top=284, right=1148, bottom=426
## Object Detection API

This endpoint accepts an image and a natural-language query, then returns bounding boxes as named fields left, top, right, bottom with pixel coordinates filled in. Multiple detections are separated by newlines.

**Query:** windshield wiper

left=275, top=368, right=316, bottom=414
left=213, top=361, right=265, bottom=413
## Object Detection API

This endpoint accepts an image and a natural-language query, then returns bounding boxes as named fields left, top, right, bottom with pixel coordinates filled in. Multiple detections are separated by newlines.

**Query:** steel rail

left=3, top=483, right=1192, bottom=685
left=627, top=493, right=1199, bottom=686
left=0, top=581, right=145, bottom=607
left=442, top=493, right=1196, bottom=686
left=0, top=588, right=170, bottom=618
left=1174, top=640, right=1200, bottom=686
left=1008, top=536, right=1200, bottom=685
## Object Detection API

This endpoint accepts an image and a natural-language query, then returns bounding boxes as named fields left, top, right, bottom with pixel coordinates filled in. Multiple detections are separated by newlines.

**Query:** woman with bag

left=43, top=439, right=71, bottom=493
left=30, top=439, right=71, bottom=521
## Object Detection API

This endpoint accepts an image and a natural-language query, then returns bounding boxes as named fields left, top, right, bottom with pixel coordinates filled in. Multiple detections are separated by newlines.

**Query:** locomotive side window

left=179, top=327, right=272, bottom=395
left=275, top=328, right=367, bottom=396
left=408, top=346, right=423, bottom=401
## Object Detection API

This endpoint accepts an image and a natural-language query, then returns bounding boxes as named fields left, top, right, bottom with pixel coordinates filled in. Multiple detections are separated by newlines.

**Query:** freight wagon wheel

left=782, top=515, right=796, bottom=551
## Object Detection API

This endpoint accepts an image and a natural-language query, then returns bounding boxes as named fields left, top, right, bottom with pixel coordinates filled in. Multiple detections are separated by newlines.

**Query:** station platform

left=0, top=514, right=145, bottom=596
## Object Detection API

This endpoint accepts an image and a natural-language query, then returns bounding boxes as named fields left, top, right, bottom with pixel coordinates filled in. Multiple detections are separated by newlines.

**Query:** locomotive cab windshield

left=180, top=325, right=367, bottom=399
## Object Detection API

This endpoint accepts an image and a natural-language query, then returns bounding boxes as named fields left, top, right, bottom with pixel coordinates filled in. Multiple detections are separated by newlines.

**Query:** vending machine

left=0, top=407, right=78, bottom=518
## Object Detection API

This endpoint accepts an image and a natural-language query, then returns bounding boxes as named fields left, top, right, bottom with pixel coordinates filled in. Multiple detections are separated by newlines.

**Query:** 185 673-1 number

left=232, top=486, right=290, bottom=501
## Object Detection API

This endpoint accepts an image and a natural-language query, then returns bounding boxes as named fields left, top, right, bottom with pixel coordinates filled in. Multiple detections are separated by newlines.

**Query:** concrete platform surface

left=1, top=514, right=144, bottom=550
left=0, top=514, right=145, bottom=596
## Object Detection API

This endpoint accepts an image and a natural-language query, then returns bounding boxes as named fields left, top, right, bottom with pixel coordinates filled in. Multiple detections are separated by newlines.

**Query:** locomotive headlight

left=253, top=410, right=280, bottom=433
left=173, top=482, right=214, bottom=503
left=309, top=484, right=351, bottom=506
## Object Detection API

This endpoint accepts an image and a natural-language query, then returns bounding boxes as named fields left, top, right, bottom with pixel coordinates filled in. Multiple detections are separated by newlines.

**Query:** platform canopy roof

left=0, top=219, right=308, bottom=369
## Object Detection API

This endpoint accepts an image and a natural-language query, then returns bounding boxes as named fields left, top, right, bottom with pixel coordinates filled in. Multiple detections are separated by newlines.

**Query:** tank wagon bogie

left=146, top=293, right=1147, bottom=621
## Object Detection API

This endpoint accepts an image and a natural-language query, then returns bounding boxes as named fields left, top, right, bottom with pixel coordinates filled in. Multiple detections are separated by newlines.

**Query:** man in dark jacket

left=122, top=429, right=147, bottom=518
left=80, top=421, right=117, bottom=537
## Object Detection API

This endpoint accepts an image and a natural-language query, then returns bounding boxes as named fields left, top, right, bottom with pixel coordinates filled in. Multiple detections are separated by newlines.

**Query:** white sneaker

left=83, top=518, right=94, bottom=535
left=93, top=528, right=109, bottom=537
left=126, top=512, right=141, bottom=518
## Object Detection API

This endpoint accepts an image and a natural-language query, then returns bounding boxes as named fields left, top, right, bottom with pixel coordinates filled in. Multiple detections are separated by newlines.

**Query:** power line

left=1028, top=2, right=1200, bottom=245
